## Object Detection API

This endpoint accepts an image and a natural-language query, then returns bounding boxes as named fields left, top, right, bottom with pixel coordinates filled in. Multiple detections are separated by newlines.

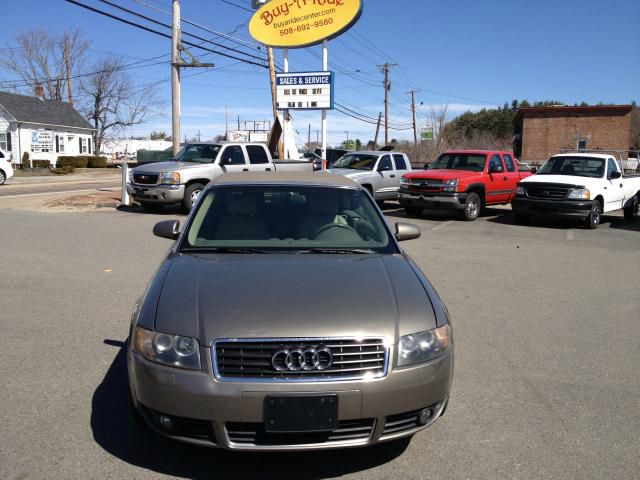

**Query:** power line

left=218, top=0, right=254, bottom=12
left=63, top=0, right=268, bottom=68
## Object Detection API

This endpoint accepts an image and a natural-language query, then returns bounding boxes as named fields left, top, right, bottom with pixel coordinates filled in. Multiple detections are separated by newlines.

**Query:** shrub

left=56, top=156, right=88, bottom=168
left=32, top=160, right=51, bottom=169
left=87, top=156, right=108, bottom=168
left=21, top=151, right=30, bottom=169
left=52, top=165, right=75, bottom=175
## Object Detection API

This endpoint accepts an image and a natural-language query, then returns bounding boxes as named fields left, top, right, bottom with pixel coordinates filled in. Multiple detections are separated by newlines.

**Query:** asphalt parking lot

left=1, top=197, right=639, bottom=479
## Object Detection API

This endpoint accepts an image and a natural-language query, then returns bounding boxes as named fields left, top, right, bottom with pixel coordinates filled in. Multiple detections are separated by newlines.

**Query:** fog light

left=418, top=408, right=433, bottom=425
left=158, top=415, right=174, bottom=431
left=161, top=192, right=167, bottom=199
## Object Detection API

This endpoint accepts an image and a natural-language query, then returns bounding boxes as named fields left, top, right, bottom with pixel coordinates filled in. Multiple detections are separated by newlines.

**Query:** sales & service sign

left=249, top=0, right=363, bottom=48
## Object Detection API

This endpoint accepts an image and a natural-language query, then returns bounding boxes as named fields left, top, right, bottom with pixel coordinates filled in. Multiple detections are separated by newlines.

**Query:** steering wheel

left=311, top=223, right=359, bottom=239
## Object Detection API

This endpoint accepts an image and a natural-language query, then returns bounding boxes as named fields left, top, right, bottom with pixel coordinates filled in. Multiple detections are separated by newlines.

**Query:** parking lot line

left=432, top=220, right=454, bottom=231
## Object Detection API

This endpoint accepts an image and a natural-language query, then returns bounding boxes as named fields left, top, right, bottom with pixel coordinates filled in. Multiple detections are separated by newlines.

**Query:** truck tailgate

left=273, top=160, right=314, bottom=173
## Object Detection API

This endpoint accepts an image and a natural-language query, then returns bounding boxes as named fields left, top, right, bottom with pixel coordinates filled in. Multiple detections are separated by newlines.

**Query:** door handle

left=390, top=174, right=396, bottom=178
left=265, top=168, right=272, bottom=171
left=503, top=176, right=508, bottom=181
left=620, top=184, right=623, bottom=188
left=242, top=168, right=249, bottom=171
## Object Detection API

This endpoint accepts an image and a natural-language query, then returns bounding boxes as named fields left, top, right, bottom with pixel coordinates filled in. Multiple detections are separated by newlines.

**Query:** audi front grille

left=212, top=337, right=389, bottom=382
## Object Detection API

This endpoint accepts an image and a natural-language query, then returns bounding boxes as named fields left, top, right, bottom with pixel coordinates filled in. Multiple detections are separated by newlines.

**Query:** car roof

left=442, top=150, right=512, bottom=155
left=211, top=171, right=359, bottom=188
left=551, top=153, right=611, bottom=160
left=349, top=150, right=406, bottom=155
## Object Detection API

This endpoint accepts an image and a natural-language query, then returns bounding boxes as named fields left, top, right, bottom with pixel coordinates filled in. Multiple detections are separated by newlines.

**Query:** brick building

left=513, top=105, right=634, bottom=163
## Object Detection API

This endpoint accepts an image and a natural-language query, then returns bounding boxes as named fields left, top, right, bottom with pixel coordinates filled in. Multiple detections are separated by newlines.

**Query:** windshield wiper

left=181, top=247, right=274, bottom=254
left=296, top=248, right=375, bottom=254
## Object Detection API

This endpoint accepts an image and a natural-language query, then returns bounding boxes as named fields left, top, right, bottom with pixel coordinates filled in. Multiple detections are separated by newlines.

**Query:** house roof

left=0, top=91, right=94, bottom=130
left=514, top=104, right=634, bottom=125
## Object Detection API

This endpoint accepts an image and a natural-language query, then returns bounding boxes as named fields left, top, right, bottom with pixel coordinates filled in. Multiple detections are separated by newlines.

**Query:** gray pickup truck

left=325, top=151, right=413, bottom=202
left=127, top=142, right=313, bottom=211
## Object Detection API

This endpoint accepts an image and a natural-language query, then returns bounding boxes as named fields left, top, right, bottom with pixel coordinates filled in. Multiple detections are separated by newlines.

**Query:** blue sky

left=2, top=0, right=639, bottom=146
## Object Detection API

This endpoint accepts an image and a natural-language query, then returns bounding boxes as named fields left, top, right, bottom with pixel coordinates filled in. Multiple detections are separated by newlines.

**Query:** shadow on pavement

left=116, top=204, right=186, bottom=216
left=91, top=341, right=409, bottom=480
left=488, top=213, right=639, bottom=231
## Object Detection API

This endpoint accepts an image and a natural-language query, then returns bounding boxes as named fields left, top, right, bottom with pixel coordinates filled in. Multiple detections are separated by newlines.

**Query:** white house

left=0, top=91, right=95, bottom=167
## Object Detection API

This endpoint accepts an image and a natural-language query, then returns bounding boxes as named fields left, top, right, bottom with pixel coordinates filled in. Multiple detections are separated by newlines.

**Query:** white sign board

left=229, top=130, right=250, bottom=142
left=249, top=132, right=269, bottom=143
left=31, top=130, right=54, bottom=153
left=276, top=71, right=334, bottom=110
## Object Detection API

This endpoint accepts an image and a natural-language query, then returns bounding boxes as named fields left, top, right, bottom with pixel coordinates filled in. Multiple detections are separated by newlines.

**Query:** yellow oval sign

left=249, top=0, right=363, bottom=49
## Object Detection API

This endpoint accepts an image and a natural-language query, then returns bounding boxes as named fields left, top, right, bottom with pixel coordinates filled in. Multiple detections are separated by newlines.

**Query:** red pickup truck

left=398, top=150, right=532, bottom=220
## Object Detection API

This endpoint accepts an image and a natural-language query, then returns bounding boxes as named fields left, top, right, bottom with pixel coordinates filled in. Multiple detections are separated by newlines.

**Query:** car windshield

left=429, top=154, right=486, bottom=172
left=537, top=156, right=605, bottom=177
left=182, top=186, right=396, bottom=253
left=333, top=153, right=379, bottom=170
left=174, top=144, right=222, bottom=164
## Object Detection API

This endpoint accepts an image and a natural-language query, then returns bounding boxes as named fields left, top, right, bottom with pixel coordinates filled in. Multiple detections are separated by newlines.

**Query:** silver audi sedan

left=127, top=172, right=454, bottom=451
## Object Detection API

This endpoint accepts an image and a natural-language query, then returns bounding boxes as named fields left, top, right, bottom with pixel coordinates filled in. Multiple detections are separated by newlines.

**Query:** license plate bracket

left=264, top=395, right=338, bottom=433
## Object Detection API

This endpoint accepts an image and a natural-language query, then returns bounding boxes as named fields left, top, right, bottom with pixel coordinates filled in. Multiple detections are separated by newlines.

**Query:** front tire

left=463, top=192, right=482, bottom=221
left=0, top=170, right=6, bottom=185
left=624, top=195, right=639, bottom=222
left=584, top=199, right=602, bottom=229
left=183, top=183, right=205, bottom=212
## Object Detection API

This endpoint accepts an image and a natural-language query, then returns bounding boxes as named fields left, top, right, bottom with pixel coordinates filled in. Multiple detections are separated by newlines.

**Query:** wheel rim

left=190, top=189, right=202, bottom=206
left=592, top=204, right=601, bottom=225
left=0, top=172, right=5, bottom=184
left=467, top=198, right=479, bottom=217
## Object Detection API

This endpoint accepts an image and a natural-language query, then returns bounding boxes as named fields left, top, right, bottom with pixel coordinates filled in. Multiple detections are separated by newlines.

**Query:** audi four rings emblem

left=271, top=346, right=333, bottom=371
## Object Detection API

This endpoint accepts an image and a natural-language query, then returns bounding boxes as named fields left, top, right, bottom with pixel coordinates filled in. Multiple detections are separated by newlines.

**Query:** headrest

left=307, top=192, right=340, bottom=214
left=227, top=194, right=259, bottom=216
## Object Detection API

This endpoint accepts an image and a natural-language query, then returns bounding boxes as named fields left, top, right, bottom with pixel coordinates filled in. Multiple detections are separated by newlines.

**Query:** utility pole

left=408, top=90, right=419, bottom=146
left=308, top=123, right=311, bottom=149
left=171, top=0, right=214, bottom=155
left=64, top=38, right=73, bottom=107
left=197, top=130, right=201, bottom=142
left=378, top=63, right=397, bottom=146
left=373, top=112, right=382, bottom=150
left=225, top=105, right=228, bottom=140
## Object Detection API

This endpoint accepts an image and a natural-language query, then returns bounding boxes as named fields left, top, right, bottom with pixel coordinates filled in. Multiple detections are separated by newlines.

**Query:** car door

left=393, top=153, right=411, bottom=177
left=375, top=154, right=397, bottom=199
left=502, top=153, right=520, bottom=201
left=486, top=154, right=511, bottom=204
left=604, top=157, right=625, bottom=212
left=219, top=145, right=249, bottom=173
left=245, top=145, right=272, bottom=172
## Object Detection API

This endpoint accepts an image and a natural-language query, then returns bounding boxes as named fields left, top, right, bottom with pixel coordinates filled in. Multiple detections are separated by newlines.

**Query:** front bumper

left=127, top=184, right=185, bottom=204
left=398, top=189, right=467, bottom=210
left=127, top=345, right=453, bottom=451
left=511, top=197, right=593, bottom=218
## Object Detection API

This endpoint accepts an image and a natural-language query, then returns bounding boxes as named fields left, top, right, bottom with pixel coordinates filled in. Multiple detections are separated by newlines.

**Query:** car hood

left=132, top=161, right=210, bottom=173
left=405, top=169, right=481, bottom=181
left=154, top=253, right=436, bottom=344
left=520, top=174, right=596, bottom=188
left=325, top=168, right=374, bottom=180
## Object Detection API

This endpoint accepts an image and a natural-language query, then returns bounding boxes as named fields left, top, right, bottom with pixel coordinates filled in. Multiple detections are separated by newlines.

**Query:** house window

left=59, top=135, right=65, bottom=153
left=81, top=138, right=88, bottom=154
left=0, top=133, right=7, bottom=151
left=577, top=139, right=587, bottom=150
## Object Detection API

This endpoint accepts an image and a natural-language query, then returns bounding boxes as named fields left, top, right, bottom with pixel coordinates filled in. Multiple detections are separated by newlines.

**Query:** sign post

left=321, top=40, right=328, bottom=169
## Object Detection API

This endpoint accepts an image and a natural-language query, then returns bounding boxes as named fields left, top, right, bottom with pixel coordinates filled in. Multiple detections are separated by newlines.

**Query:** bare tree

left=1, top=29, right=89, bottom=101
left=79, top=56, right=161, bottom=153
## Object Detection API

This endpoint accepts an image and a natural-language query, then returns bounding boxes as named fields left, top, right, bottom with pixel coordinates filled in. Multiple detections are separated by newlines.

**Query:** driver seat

left=297, top=193, right=346, bottom=239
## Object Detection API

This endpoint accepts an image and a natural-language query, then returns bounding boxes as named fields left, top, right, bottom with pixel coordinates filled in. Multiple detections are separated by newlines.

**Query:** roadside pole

left=373, top=112, right=382, bottom=150
left=171, top=0, right=181, bottom=156
left=321, top=40, right=328, bottom=169
left=120, top=161, right=130, bottom=206
left=282, top=48, right=289, bottom=159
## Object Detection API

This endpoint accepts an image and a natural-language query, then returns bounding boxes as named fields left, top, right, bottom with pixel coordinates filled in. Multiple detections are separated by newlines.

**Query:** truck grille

left=525, top=184, right=571, bottom=199
left=408, top=179, right=442, bottom=192
left=226, top=418, right=375, bottom=446
left=213, top=337, right=388, bottom=382
left=132, top=173, right=159, bottom=185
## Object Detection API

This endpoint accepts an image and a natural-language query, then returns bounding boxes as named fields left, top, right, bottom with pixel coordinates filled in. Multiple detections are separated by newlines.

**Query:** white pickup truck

left=127, top=142, right=313, bottom=211
left=0, top=149, right=14, bottom=185
left=512, top=153, right=640, bottom=228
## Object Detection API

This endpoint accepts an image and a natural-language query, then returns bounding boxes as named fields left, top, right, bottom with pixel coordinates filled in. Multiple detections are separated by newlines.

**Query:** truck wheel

left=584, top=199, right=602, bottom=229
left=405, top=207, right=423, bottom=217
left=623, top=195, right=639, bottom=222
left=140, top=202, right=164, bottom=213
left=514, top=214, right=530, bottom=224
left=463, top=193, right=482, bottom=221
left=0, top=170, right=5, bottom=185
left=183, top=183, right=205, bottom=212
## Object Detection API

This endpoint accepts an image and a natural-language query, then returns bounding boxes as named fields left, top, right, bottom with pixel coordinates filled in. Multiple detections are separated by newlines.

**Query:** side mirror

left=153, top=220, right=180, bottom=240
left=489, top=164, right=504, bottom=174
left=530, top=167, right=537, bottom=174
left=609, top=171, right=622, bottom=180
left=395, top=222, right=421, bottom=242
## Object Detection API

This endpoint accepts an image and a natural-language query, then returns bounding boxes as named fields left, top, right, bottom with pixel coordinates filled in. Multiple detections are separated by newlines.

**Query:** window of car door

left=503, top=154, right=516, bottom=173
left=246, top=145, right=271, bottom=171
left=393, top=154, right=408, bottom=172
left=220, top=146, right=247, bottom=169
left=607, top=158, right=619, bottom=179
left=377, top=155, right=393, bottom=172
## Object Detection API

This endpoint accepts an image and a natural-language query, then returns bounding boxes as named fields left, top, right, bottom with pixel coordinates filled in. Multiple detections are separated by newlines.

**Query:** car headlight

left=567, top=188, right=590, bottom=200
left=159, top=171, right=181, bottom=185
left=516, top=185, right=525, bottom=195
left=442, top=179, right=458, bottom=192
left=397, top=325, right=451, bottom=367
left=133, top=326, right=201, bottom=370
left=400, top=176, right=409, bottom=185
